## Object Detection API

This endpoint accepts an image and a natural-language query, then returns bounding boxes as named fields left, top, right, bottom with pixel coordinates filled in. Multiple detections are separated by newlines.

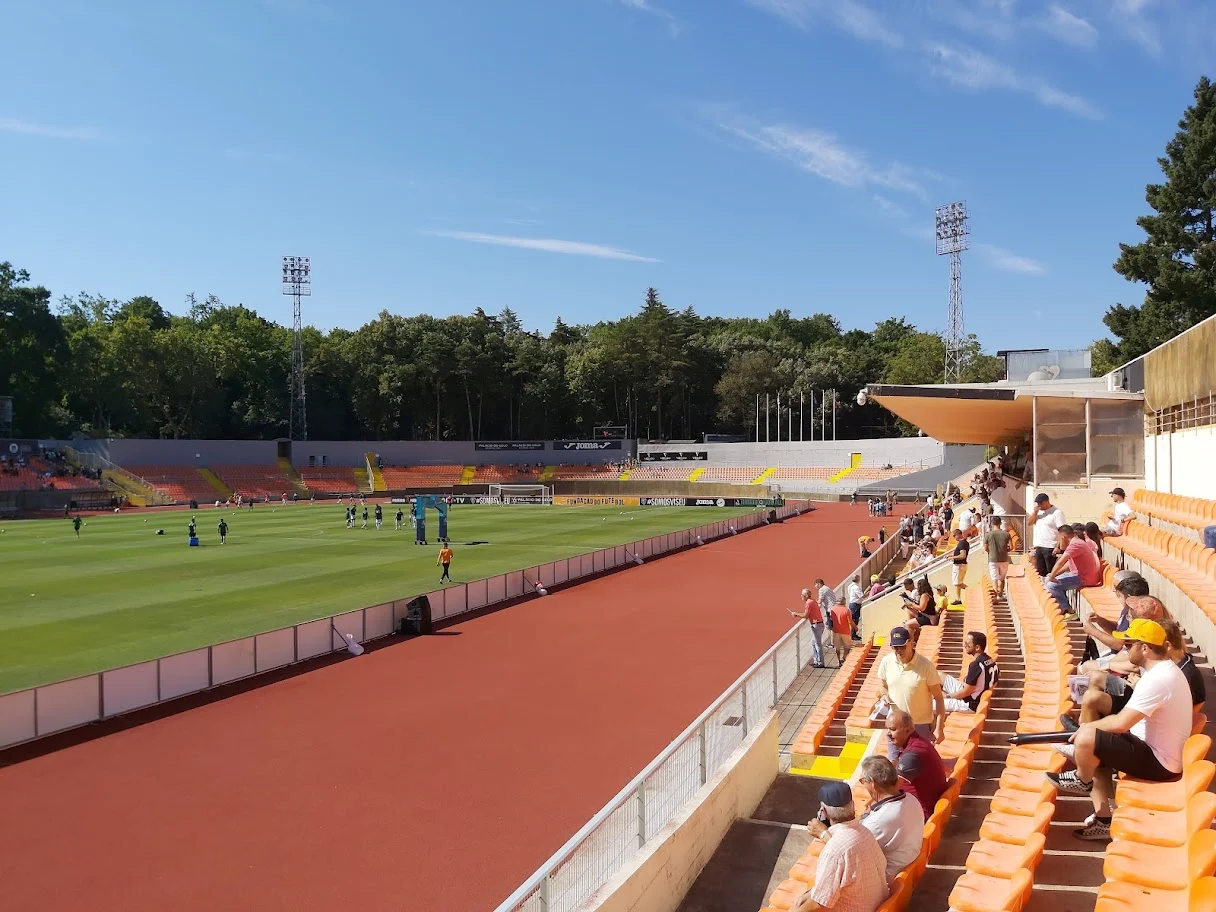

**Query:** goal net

left=486, top=483, right=554, bottom=505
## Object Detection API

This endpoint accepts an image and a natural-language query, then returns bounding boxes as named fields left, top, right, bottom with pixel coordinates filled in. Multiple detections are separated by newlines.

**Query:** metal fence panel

left=364, top=602, right=395, bottom=640
left=487, top=574, right=507, bottom=606
left=212, top=638, right=256, bottom=686
left=0, top=689, right=36, bottom=748
left=159, top=648, right=210, bottom=700
left=255, top=627, right=296, bottom=674
left=539, top=563, right=557, bottom=588
left=36, top=675, right=101, bottom=736
left=296, top=619, right=333, bottom=660
left=467, top=578, right=489, bottom=612
left=775, top=637, right=799, bottom=695
left=643, top=734, right=702, bottom=838
left=331, top=610, right=364, bottom=648
left=444, top=585, right=468, bottom=617
left=506, top=570, right=525, bottom=599
left=554, top=559, right=569, bottom=586
left=101, top=661, right=159, bottom=717
left=546, top=798, right=640, bottom=912
left=615, top=545, right=628, bottom=567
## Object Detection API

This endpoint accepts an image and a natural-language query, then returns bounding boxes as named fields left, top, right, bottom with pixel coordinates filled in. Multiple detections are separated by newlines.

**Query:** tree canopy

left=1093, top=75, right=1216, bottom=373
left=1, top=264, right=1003, bottom=441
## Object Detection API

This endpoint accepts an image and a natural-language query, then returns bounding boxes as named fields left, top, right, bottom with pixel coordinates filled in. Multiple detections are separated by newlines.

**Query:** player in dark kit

left=72, top=515, right=82, bottom=537
left=188, top=517, right=197, bottom=539
left=374, top=504, right=383, bottom=530
left=395, top=508, right=404, bottom=530
left=217, top=518, right=228, bottom=543
left=361, top=506, right=369, bottom=529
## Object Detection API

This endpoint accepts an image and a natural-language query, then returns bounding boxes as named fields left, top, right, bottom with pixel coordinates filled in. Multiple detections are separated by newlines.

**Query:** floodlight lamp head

left=934, top=201, right=970, bottom=256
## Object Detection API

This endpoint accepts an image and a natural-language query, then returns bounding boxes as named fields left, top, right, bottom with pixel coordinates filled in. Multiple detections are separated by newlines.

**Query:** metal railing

left=0, top=503, right=810, bottom=752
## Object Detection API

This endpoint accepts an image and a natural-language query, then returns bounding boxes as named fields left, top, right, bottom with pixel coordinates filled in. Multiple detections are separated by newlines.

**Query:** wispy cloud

left=746, top=0, right=902, bottom=47
left=927, top=43, right=1102, bottom=118
left=709, top=110, right=934, bottom=199
left=976, top=242, right=1046, bottom=274
left=1039, top=5, right=1099, bottom=47
left=0, top=117, right=108, bottom=141
left=619, top=0, right=680, bottom=35
left=872, top=195, right=935, bottom=241
left=424, top=230, right=659, bottom=263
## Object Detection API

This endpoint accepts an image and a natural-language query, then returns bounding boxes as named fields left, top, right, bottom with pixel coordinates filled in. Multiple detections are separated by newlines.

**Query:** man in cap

left=1101, top=487, right=1135, bottom=537
left=1049, top=618, right=1194, bottom=841
left=796, top=780, right=889, bottom=912
left=876, top=626, right=946, bottom=752
left=1028, top=492, right=1066, bottom=577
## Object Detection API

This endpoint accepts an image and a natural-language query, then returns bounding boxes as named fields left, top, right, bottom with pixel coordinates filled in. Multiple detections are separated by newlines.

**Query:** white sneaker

left=1053, top=743, right=1075, bottom=759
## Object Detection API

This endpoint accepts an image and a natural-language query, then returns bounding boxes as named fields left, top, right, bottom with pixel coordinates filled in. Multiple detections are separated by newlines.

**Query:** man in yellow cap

left=1047, top=618, right=1193, bottom=841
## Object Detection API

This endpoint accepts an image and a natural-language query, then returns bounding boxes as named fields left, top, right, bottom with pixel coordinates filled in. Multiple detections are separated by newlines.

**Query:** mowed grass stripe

left=0, top=504, right=752, bottom=692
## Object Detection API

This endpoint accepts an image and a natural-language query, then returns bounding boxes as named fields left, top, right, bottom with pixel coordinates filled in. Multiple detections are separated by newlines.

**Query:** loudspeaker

left=399, top=595, right=433, bottom=636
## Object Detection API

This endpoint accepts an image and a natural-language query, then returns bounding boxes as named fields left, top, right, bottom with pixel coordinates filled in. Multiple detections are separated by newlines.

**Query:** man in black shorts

left=1048, top=618, right=1193, bottom=841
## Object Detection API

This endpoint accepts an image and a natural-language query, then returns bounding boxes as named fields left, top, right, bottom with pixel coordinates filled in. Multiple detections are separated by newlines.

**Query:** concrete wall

left=637, top=438, right=945, bottom=468
left=101, top=439, right=279, bottom=466
left=578, top=712, right=779, bottom=912
left=1145, top=427, right=1216, bottom=500
left=1031, top=474, right=1144, bottom=525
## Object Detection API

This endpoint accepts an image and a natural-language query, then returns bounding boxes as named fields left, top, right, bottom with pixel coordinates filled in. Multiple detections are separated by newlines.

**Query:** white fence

left=0, top=504, right=808, bottom=752
left=494, top=504, right=901, bottom=912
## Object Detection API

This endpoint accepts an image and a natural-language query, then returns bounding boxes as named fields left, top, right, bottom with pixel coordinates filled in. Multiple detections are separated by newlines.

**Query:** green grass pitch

left=0, top=503, right=753, bottom=693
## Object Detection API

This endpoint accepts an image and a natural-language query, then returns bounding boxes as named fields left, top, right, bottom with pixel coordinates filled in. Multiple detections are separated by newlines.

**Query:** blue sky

left=1, top=1, right=1211, bottom=353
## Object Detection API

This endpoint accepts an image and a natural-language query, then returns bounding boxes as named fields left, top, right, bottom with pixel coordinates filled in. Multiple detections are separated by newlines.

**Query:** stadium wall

left=577, top=712, right=778, bottom=912
left=1146, top=426, right=1216, bottom=500
left=636, top=437, right=944, bottom=468
left=551, top=481, right=768, bottom=498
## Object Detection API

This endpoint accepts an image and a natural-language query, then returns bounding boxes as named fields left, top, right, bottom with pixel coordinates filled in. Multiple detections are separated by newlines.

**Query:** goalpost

left=486, top=483, right=554, bottom=505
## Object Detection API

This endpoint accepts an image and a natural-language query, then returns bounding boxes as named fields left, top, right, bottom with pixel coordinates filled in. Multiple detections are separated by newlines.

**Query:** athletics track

left=0, top=502, right=908, bottom=912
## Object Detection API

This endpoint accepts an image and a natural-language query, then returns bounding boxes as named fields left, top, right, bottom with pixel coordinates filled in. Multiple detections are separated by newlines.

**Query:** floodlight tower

left=282, top=256, right=310, bottom=440
left=935, top=201, right=970, bottom=384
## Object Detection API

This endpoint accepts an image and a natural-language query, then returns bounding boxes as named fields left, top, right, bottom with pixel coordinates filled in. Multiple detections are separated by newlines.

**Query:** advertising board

left=473, top=441, right=545, bottom=451
left=554, top=440, right=623, bottom=451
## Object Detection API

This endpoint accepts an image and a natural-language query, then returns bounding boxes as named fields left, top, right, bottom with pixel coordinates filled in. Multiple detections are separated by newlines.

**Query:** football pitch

left=0, top=502, right=754, bottom=693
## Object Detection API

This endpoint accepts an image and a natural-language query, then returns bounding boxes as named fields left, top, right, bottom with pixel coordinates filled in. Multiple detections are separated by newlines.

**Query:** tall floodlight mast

left=935, top=202, right=970, bottom=384
left=282, top=256, right=310, bottom=440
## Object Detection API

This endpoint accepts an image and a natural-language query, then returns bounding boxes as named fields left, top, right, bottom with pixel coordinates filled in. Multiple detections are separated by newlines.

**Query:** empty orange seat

left=978, top=804, right=1053, bottom=845
left=1110, top=791, right=1216, bottom=847
left=964, top=833, right=1046, bottom=878
left=1103, top=829, right=1216, bottom=890
left=1094, top=880, right=1192, bottom=912
left=947, top=869, right=1033, bottom=912
left=1005, top=746, right=1066, bottom=772
left=990, top=783, right=1054, bottom=816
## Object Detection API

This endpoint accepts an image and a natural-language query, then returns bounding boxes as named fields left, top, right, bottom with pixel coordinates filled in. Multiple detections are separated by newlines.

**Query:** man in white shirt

left=1028, top=493, right=1066, bottom=577
left=856, top=756, right=924, bottom=883
left=1049, top=618, right=1193, bottom=841
left=1101, top=487, right=1135, bottom=537
left=846, top=575, right=865, bottom=642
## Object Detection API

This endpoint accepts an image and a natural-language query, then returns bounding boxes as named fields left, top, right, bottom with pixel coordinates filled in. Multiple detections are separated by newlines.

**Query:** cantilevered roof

left=865, top=381, right=1143, bottom=446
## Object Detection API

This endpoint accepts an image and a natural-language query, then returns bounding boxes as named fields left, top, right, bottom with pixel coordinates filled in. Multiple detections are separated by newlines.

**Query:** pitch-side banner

left=473, top=441, right=545, bottom=451
left=639, top=496, right=782, bottom=507
left=554, top=440, right=623, bottom=451
left=553, top=495, right=641, bottom=507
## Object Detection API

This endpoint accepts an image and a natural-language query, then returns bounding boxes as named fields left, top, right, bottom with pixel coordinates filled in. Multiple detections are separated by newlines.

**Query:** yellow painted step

left=618, top=469, right=632, bottom=480
left=751, top=467, right=775, bottom=485
left=829, top=453, right=863, bottom=483
left=789, top=739, right=868, bottom=779
left=366, top=452, right=387, bottom=492
left=354, top=466, right=370, bottom=492
left=197, top=467, right=232, bottom=499
left=689, top=467, right=705, bottom=482
left=459, top=465, right=476, bottom=485
left=538, top=466, right=556, bottom=483
left=278, top=457, right=310, bottom=497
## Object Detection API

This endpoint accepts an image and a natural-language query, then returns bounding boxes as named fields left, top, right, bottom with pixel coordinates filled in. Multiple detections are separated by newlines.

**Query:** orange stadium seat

left=379, top=465, right=464, bottom=487
left=296, top=466, right=360, bottom=494
left=125, top=465, right=217, bottom=502
left=213, top=465, right=295, bottom=499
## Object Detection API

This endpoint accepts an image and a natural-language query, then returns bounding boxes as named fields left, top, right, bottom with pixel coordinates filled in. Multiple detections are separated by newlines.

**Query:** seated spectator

left=1044, top=524, right=1102, bottom=616
left=1081, top=572, right=1149, bottom=664
left=1086, top=595, right=1168, bottom=683
left=904, top=577, right=938, bottom=627
left=897, top=578, right=917, bottom=610
left=1050, top=619, right=1194, bottom=841
left=942, top=631, right=998, bottom=713
left=856, top=756, right=925, bottom=883
left=1084, top=521, right=1104, bottom=556
left=885, top=708, right=948, bottom=819
left=868, top=574, right=884, bottom=599
left=933, top=584, right=949, bottom=617
left=1101, top=487, right=1135, bottom=536
left=798, top=781, right=889, bottom=912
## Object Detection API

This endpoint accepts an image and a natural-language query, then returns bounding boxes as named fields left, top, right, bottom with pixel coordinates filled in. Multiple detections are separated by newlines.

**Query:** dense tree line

left=1093, top=75, right=1216, bottom=373
left=1, top=273, right=1003, bottom=442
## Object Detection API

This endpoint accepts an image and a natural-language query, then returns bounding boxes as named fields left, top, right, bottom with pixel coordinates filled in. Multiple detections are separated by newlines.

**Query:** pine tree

left=1093, top=76, right=1216, bottom=372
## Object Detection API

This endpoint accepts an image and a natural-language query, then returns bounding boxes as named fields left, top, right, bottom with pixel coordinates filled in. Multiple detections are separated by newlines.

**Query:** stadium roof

left=864, top=379, right=1143, bottom=445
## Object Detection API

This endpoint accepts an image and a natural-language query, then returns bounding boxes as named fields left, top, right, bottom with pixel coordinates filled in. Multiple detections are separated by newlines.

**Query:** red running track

left=0, top=503, right=907, bottom=912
